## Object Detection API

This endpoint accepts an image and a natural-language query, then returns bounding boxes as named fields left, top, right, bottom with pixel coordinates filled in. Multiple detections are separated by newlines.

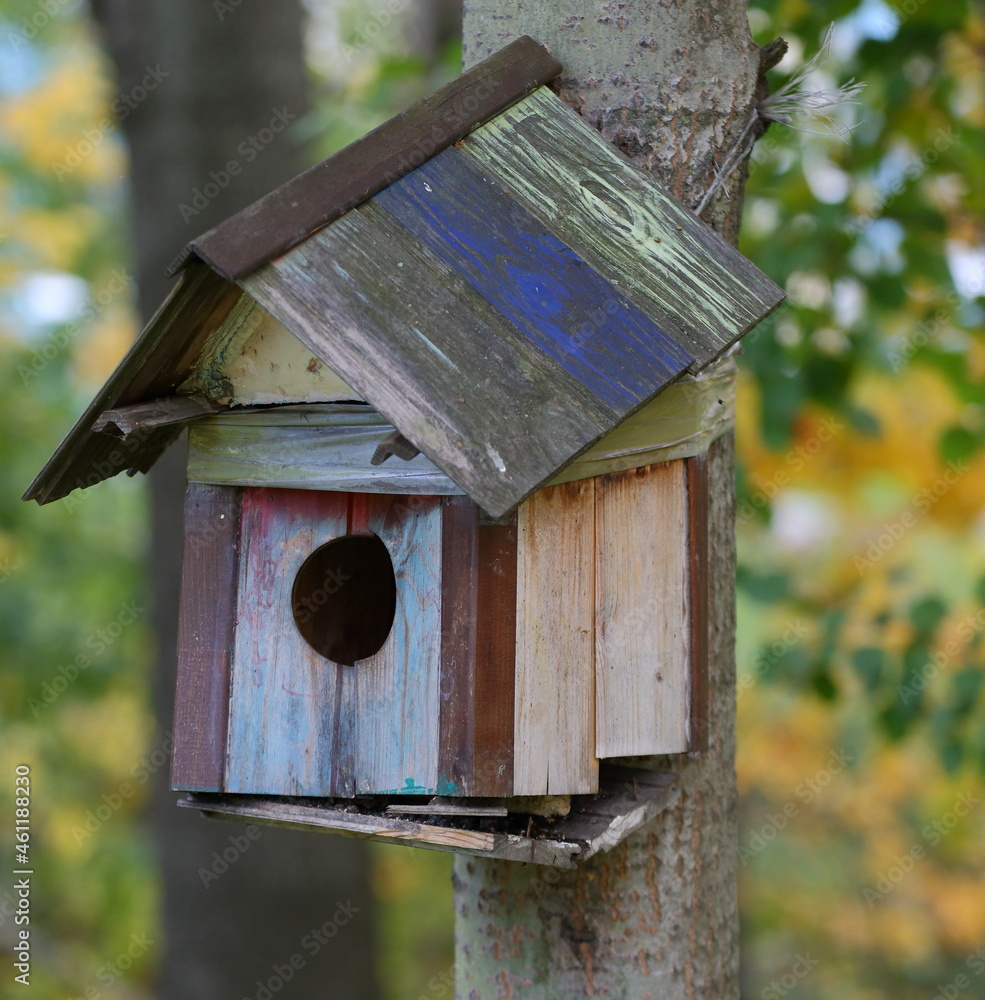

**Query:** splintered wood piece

left=374, top=147, right=693, bottom=412
left=241, top=202, right=620, bottom=517
left=170, top=36, right=562, bottom=281
left=24, top=262, right=240, bottom=505
left=371, top=431, right=421, bottom=465
left=93, top=393, right=226, bottom=436
left=386, top=799, right=508, bottom=817
left=171, top=484, right=242, bottom=792
left=459, top=88, right=785, bottom=371
left=513, top=480, right=598, bottom=796
left=225, top=490, right=444, bottom=797
left=595, top=462, right=691, bottom=758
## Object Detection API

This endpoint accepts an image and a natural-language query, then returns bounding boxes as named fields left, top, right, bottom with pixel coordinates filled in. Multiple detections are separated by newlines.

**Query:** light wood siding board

left=240, top=203, right=619, bottom=517
left=514, top=480, right=598, bottom=795
left=459, top=88, right=785, bottom=370
left=225, top=489, right=443, bottom=796
left=594, top=462, right=691, bottom=758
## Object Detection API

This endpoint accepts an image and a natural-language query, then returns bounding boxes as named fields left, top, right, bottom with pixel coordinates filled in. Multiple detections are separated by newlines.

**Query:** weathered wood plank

left=225, top=489, right=445, bottom=797
left=225, top=488, right=350, bottom=796
left=171, top=484, right=242, bottom=792
left=170, top=37, right=562, bottom=281
left=25, top=261, right=239, bottom=504
left=241, top=202, right=617, bottom=518
left=687, top=452, right=711, bottom=752
left=186, top=406, right=466, bottom=495
left=460, top=88, right=785, bottom=370
left=514, top=480, right=598, bottom=795
left=375, top=148, right=693, bottom=411
left=595, top=461, right=690, bottom=758
left=473, top=514, right=517, bottom=796
left=93, top=393, right=225, bottom=436
left=181, top=295, right=360, bottom=405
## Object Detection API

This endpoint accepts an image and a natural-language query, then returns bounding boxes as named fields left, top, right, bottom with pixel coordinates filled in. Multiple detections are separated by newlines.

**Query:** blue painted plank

left=374, top=147, right=694, bottom=412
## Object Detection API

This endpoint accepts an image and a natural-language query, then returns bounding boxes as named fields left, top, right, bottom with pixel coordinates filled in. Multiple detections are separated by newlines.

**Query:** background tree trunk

left=455, top=4, right=759, bottom=996
left=87, top=3, right=379, bottom=997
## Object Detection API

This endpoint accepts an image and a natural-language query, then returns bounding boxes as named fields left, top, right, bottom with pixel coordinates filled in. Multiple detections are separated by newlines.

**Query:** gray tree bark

left=456, top=4, right=759, bottom=996
left=87, top=3, right=379, bottom=997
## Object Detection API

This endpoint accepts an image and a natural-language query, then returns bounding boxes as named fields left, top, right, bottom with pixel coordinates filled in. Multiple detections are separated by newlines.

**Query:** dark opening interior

left=291, top=534, right=397, bottom=666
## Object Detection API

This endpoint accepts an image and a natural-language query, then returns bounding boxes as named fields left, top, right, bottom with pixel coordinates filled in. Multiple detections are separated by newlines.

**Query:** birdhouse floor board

left=170, top=37, right=562, bottom=282
left=594, top=462, right=691, bottom=758
left=459, top=88, right=785, bottom=371
left=374, top=146, right=694, bottom=412
left=514, top=479, right=598, bottom=796
left=172, top=483, right=242, bottom=792
left=241, top=202, right=621, bottom=518
left=179, top=767, right=678, bottom=867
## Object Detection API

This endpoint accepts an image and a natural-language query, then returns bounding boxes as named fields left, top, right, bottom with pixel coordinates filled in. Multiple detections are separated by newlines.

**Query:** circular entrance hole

left=291, top=534, right=396, bottom=666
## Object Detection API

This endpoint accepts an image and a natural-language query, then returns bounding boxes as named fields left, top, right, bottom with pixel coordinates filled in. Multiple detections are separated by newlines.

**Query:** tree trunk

left=455, top=5, right=759, bottom=996
left=87, top=4, right=379, bottom=997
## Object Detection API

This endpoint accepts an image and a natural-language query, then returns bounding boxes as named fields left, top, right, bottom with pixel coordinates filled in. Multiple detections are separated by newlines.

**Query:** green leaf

left=909, top=597, right=947, bottom=636
left=852, top=647, right=885, bottom=692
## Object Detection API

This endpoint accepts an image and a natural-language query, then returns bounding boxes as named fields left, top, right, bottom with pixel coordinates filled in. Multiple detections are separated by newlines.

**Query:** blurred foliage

left=0, top=0, right=983, bottom=998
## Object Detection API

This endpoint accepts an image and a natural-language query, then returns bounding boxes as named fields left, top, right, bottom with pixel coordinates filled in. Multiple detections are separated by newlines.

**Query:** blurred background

left=0, top=0, right=982, bottom=997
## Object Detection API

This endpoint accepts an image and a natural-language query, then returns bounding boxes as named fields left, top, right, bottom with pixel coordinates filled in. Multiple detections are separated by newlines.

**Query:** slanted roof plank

left=240, top=200, right=617, bottom=517
left=459, top=87, right=785, bottom=371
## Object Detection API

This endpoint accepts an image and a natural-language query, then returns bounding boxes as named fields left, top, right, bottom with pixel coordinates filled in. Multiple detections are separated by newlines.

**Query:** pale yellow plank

left=514, top=480, right=598, bottom=795
left=595, top=462, right=690, bottom=757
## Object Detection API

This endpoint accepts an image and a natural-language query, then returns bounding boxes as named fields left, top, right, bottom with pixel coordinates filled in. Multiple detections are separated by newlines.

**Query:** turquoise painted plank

left=374, top=148, right=694, bottom=411
left=224, top=488, right=443, bottom=796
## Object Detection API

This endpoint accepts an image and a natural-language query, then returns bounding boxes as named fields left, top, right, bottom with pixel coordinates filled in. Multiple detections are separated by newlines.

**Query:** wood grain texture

left=93, top=393, right=225, bottom=436
left=186, top=405, right=466, bottom=496
left=514, top=480, right=598, bottom=795
left=459, top=88, right=785, bottom=371
left=171, top=483, right=242, bottom=792
left=25, top=261, right=239, bottom=504
left=594, top=461, right=690, bottom=758
left=374, top=147, right=693, bottom=411
left=240, top=202, right=618, bottom=518
left=225, top=489, right=444, bottom=797
left=687, top=451, right=711, bottom=752
left=439, top=499, right=516, bottom=797
left=170, top=37, right=562, bottom=281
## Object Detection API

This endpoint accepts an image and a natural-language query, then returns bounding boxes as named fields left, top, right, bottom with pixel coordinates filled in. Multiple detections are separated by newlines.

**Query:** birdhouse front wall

left=170, top=457, right=708, bottom=801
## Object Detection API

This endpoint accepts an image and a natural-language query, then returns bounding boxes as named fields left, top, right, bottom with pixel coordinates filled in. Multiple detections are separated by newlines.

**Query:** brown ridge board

left=166, top=36, right=562, bottom=282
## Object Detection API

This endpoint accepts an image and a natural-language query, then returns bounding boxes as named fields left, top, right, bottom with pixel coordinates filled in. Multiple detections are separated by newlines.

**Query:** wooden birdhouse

left=26, top=38, right=782, bottom=863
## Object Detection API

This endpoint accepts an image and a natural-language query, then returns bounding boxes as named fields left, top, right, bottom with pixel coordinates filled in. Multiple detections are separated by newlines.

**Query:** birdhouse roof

left=25, top=36, right=783, bottom=517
